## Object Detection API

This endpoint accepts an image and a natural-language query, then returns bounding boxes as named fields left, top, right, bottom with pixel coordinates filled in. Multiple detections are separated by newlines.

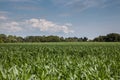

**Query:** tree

left=93, top=33, right=120, bottom=42
left=83, top=37, right=88, bottom=42
left=106, top=33, right=120, bottom=42
left=16, top=36, right=24, bottom=42
left=46, top=36, right=60, bottom=42
left=60, top=37, right=64, bottom=42
left=0, top=34, right=7, bottom=43
left=7, top=35, right=17, bottom=43
left=65, top=37, right=77, bottom=42
left=93, top=36, right=106, bottom=42
left=0, top=38, right=3, bottom=43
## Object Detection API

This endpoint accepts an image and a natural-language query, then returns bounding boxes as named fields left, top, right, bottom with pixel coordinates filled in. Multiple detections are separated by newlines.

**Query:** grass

left=0, top=42, right=120, bottom=80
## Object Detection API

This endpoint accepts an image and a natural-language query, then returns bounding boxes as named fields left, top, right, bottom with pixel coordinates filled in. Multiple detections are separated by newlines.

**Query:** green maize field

left=0, top=42, right=120, bottom=80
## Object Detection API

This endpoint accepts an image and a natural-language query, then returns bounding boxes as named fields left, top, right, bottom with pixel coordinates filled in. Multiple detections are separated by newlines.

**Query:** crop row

left=0, top=43, right=120, bottom=80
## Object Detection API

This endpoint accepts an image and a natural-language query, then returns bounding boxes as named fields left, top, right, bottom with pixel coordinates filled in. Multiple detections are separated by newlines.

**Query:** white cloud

left=0, top=11, right=9, bottom=14
left=65, top=23, right=72, bottom=26
left=0, top=11, right=10, bottom=20
left=0, top=16, right=7, bottom=20
left=0, top=18, right=74, bottom=34
left=0, top=21, right=22, bottom=32
left=52, top=0, right=117, bottom=11
left=26, top=18, right=74, bottom=33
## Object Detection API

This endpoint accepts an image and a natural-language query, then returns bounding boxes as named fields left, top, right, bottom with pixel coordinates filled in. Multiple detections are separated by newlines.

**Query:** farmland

left=0, top=42, right=120, bottom=80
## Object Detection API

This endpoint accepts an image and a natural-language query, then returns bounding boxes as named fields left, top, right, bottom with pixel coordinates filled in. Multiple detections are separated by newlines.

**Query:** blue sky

left=0, top=0, right=120, bottom=39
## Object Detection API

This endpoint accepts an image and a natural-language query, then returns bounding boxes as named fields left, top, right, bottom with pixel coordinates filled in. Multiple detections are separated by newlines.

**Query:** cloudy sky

left=0, top=0, right=120, bottom=39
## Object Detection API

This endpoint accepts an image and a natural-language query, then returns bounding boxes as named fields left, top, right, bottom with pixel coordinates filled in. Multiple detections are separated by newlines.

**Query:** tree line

left=93, top=33, right=120, bottom=42
left=0, top=34, right=88, bottom=43
left=0, top=33, right=120, bottom=43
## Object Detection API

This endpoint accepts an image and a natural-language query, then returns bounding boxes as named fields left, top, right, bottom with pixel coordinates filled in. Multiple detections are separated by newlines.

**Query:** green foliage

left=0, top=34, right=88, bottom=42
left=0, top=39, right=3, bottom=43
left=0, top=33, right=120, bottom=42
left=0, top=42, right=120, bottom=79
left=0, top=34, right=7, bottom=43
left=94, top=33, right=120, bottom=42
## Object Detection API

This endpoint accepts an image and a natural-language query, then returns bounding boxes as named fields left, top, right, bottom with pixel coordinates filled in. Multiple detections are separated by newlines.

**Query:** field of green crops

left=0, top=42, right=120, bottom=80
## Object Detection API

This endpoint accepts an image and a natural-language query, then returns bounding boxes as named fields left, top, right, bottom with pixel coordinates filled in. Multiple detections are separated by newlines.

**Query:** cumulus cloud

left=0, top=21, right=22, bottom=32
left=0, top=18, right=74, bottom=34
left=26, top=18, right=74, bottom=33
